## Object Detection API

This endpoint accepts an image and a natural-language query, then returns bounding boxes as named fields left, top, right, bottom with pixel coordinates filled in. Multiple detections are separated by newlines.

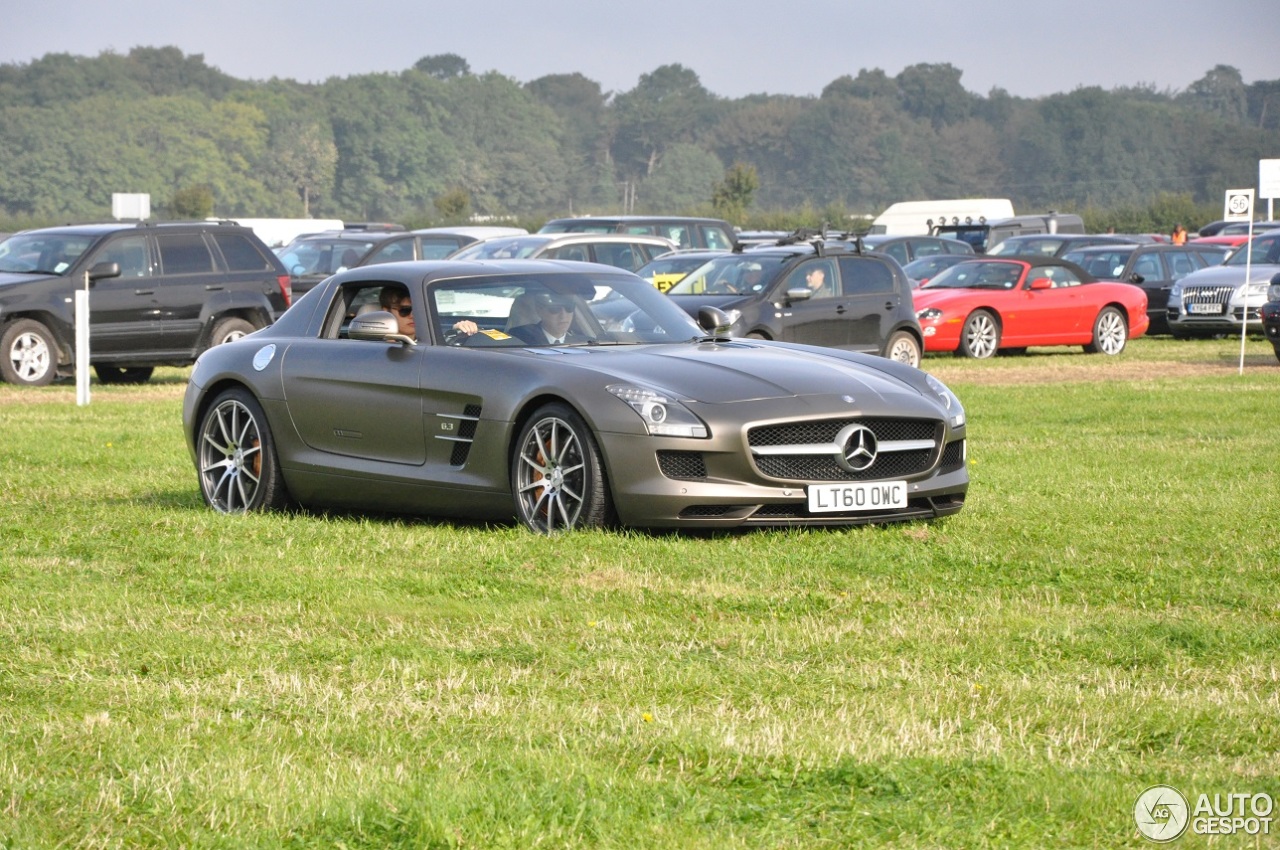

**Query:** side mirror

left=347, top=310, right=413, bottom=345
left=697, top=306, right=734, bottom=339
left=87, top=261, right=120, bottom=283
left=1028, top=278, right=1052, bottom=290
left=785, top=286, right=813, bottom=303
left=1128, top=273, right=1145, bottom=284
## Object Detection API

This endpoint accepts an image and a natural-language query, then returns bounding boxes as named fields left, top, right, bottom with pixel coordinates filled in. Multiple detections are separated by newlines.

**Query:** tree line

left=0, top=47, right=1276, bottom=233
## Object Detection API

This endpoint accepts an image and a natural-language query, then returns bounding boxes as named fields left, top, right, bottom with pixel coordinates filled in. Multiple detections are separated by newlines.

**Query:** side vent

left=436, top=404, right=482, bottom=466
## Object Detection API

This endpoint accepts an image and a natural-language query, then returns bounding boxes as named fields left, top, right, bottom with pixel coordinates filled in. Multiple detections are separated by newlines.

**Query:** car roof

left=410, top=225, right=527, bottom=238
left=15, top=220, right=249, bottom=237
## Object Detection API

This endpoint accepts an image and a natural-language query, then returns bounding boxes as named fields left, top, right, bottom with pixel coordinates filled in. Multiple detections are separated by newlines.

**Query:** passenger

left=380, top=287, right=477, bottom=342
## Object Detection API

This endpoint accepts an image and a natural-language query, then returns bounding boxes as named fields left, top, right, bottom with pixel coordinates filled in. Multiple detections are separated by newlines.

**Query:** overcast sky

left=4, top=0, right=1279, bottom=99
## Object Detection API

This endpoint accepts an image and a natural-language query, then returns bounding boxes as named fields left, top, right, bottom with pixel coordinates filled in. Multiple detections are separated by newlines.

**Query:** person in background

left=1170, top=223, right=1188, bottom=245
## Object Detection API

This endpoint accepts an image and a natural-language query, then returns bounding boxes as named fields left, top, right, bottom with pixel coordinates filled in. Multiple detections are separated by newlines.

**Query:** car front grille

left=1182, top=285, right=1235, bottom=306
left=657, top=450, right=707, bottom=480
left=748, top=417, right=942, bottom=482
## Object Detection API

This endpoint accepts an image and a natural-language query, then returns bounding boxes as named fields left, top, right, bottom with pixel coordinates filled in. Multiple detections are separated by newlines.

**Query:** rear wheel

left=884, top=330, right=921, bottom=367
left=1, top=318, right=58, bottom=386
left=208, top=317, right=257, bottom=349
left=196, top=387, right=290, bottom=513
left=1084, top=306, right=1127, bottom=355
left=95, top=365, right=154, bottom=384
left=957, top=310, right=999, bottom=359
left=512, top=403, right=612, bottom=533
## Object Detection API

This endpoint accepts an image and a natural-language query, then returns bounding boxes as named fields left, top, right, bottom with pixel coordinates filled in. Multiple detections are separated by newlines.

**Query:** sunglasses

left=391, top=305, right=412, bottom=317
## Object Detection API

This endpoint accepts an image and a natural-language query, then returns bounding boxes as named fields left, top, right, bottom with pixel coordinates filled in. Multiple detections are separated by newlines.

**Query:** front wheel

left=196, top=386, right=290, bottom=513
left=883, top=330, right=921, bottom=367
left=208, top=317, right=257, bottom=349
left=512, top=403, right=612, bottom=533
left=1, top=318, right=58, bottom=386
left=1084, top=306, right=1127, bottom=355
left=957, top=310, right=999, bottom=359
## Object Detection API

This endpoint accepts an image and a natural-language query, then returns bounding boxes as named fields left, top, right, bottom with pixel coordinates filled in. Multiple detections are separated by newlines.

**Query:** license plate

left=807, top=481, right=907, bottom=513
left=1188, top=303, right=1223, bottom=314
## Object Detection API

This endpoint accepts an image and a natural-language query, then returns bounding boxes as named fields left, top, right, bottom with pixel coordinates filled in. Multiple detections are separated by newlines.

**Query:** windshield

left=1224, top=233, right=1280, bottom=266
left=921, top=260, right=1022, bottom=290
left=451, top=236, right=553, bottom=260
left=430, top=271, right=702, bottom=345
left=0, top=232, right=97, bottom=275
left=667, top=254, right=788, bottom=296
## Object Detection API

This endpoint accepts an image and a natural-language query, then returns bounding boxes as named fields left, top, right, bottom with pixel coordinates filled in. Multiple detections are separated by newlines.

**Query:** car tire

left=208, top=317, right=257, bottom=349
left=512, top=402, right=613, bottom=533
left=196, top=386, right=290, bottom=513
left=1084, top=306, right=1127, bottom=355
left=95, top=365, right=154, bottom=385
left=1273, top=343, right=1280, bottom=363
left=1, top=318, right=58, bottom=386
left=884, top=330, right=921, bottom=367
left=957, top=310, right=999, bottom=359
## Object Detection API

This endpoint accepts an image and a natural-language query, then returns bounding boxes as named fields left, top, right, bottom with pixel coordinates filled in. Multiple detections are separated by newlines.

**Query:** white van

left=869, top=199, right=1015, bottom=236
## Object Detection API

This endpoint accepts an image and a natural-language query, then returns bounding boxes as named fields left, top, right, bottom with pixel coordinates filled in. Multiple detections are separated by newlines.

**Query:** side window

left=659, top=226, right=692, bottom=248
left=591, top=242, right=640, bottom=270
left=365, top=240, right=414, bottom=265
left=1030, top=265, right=1081, bottom=288
left=544, top=244, right=589, bottom=262
left=419, top=238, right=461, bottom=259
left=882, top=241, right=909, bottom=265
left=323, top=283, right=392, bottom=340
left=211, top=232, right=273, bottom=272
left=784, top=260, right=837, bottom=298
left=1131, top=253, right=1163, bottom=280
left=910, top=239, right=946, bottom=258
left=1167, top=252, right=1198, bottom=279
left=701, top=226, right=735, bottom=250
left=156, top=232, right=216, bottom=274
left=92, top=235, right=151, bottom=278
left=838, top=257, right=896, bottom=295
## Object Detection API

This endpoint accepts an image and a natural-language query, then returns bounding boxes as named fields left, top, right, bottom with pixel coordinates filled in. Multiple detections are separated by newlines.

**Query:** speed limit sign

left=1223, top=188, right=1254, bottom=221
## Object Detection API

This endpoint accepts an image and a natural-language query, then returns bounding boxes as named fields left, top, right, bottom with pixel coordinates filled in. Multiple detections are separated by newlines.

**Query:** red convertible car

left=913, top=256, right=1148, bottom=358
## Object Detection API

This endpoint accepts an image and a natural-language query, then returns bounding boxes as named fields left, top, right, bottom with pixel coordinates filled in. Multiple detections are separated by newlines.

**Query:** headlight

left=1268, top=284, right=1280, bottom=302
left=1244, top=283, right=1268, bottom=298
left=1168, top=282, right=1182, bottom=304
left=607, top=385, right=708, bottom=438
left=925, top=374, right=965, bottom=428
left=917, top=307, right=943, bottom=321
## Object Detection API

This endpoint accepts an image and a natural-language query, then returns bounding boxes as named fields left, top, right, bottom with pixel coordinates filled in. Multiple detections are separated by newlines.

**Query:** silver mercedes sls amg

left=183, top=260, right=968, bottom=532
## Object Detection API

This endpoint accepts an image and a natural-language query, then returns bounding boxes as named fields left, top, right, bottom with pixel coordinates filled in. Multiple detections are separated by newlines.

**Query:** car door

left=154, top=230, right=223, bottom=354
left=280, top=284, right=427, bottom=466
left=83, top=234, right=159, bottom=355
left=837, top=256, right=902, bottom=351
left=771, top=258, right=848, bottom=348
left=1008, top=264, right=1088, bottom=344
left=1131, top=250, right=1172, bottom=313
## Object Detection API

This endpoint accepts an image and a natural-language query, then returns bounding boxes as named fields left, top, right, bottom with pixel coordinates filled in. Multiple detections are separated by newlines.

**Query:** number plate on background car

left=808, top=481, right=907, bottom=512
left=1188, top=303, right=1224, bottom=314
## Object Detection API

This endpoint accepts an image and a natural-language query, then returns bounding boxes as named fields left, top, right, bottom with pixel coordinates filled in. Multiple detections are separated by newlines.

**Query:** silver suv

left=1167, top=229, right=1280, bottom=338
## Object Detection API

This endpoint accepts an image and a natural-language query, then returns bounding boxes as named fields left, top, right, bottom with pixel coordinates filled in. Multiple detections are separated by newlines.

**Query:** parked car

left=538, top=216, right=737, bottom=251
left=448, top=233, right=675, bottom=272
left=932, top=212, right=1085, bottom=253
left=0, top=221, right=290, bottom=386
left=912, top=256, right=1148, bottom=358
left=855, top=234, right=974, bottom=267
left=1262, top=274, right=1280, bottom=362
left=276, top=230, right=406, bottom=295
left=1167, top=230, right=1280, bottom=338
left=636, top=250, right=730, bottom=292
left=986, top=233, right=1143, bottom=257
left=901, top=254, right=975, bottom=289
left=664, top=242, right=924, bottom=366
left=1061, top=243, right=1231, bottom=334
left=182, top=260, right=968, bottom=531
left=357, top=226, right=528, bottom=265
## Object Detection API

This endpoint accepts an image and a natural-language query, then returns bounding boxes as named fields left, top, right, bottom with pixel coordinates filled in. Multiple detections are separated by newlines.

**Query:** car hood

left=1179, top=265, right=1280, bottom=287
left=0, top=271, right=59, bottom=287
left=546, top=341, right=935, bottom=409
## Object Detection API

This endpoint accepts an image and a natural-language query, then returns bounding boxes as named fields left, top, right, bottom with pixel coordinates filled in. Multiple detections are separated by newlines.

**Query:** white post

left=75, top=273, right=90, bottom=406
left=1239, top=218, right=1253, bottom=376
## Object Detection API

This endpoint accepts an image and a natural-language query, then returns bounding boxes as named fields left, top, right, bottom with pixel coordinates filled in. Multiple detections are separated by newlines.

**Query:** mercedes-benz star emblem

left=836, top=424, right=878, bottom=472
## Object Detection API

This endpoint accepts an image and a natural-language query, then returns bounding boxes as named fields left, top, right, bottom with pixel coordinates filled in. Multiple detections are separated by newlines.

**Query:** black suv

left=0, top=221, right=291, bottom=386
left=664, top=240, right=924, bottom=366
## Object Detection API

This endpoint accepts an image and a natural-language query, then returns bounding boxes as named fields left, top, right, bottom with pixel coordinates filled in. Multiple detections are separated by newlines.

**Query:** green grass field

left=2, top=337, right=1277, bottom=848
